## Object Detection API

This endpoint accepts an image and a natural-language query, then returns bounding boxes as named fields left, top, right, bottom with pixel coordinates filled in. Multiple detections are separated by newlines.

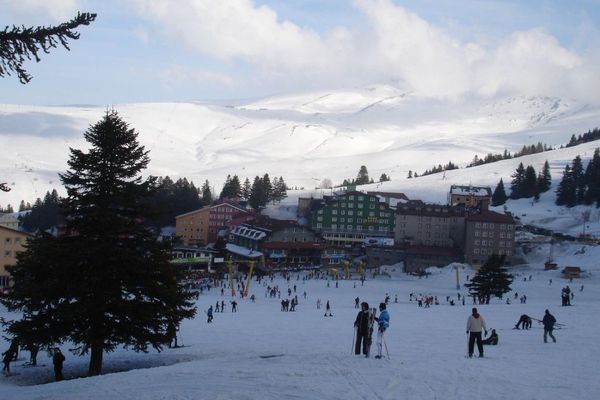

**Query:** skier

left=374, top=303, right=390, bottom=359
left=514, top=314, right=532, bottom=330
left=215, top=301, right=220, bottom=313
left=167, top=321, right=178, bottom=348
left=53, top=348, right=65, bottom=381
left=482, top=329, right=498, bottom=345
left=355, top=297, right=360, bottom=309
left=316, top=298, right=322, bottom=309
left=354, top=302, right=371, bottom=356
left=542, top=309, right=557, bottom=343
left=221, top=300, right=225, bottom=312
left=394, top=294, right=398, bottom=303
left=24, top=342, right=39, bottom=366
left=207, top=305, right=214, bottom=323
left=324, top=300, right=333, bottom=317
left=2, top=346, right=13, bottom=375
left=466, top=307, right=487, bottom=358
left=231, top=300, right=238, bottom=312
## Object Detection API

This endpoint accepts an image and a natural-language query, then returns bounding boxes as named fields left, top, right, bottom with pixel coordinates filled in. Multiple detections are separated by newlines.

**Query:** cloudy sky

left=1, top=0, right=600, bottom=105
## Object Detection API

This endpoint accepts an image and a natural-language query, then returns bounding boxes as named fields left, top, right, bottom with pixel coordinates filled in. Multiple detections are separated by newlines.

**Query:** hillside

left=1, top=85, right=599, bottom=231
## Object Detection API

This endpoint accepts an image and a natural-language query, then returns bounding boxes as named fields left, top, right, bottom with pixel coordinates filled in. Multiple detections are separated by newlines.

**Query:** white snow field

left=1, top=244, right=599, bottom=400
left=1, top=86, right=599, bottom=210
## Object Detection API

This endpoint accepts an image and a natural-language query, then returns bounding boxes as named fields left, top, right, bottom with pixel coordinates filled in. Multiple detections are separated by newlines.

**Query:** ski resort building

left=309, top=191, right=395, bottom=247
left=0, top=225, right=32, bottom=289
left=394, top=203, right=466, bottom=248
left=230, top=217, right=324, bottom=268
left=464, top=211, right=516, bottom=265
left=448, top=185, right=492, bottom=209
left=175, top=202, right=251, bottom=246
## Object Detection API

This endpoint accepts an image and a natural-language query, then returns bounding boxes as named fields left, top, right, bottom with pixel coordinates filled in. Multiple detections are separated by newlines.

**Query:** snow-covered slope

left=0, top=85, right=599, bottom=219
left=1, top=244, right=600, bottom=399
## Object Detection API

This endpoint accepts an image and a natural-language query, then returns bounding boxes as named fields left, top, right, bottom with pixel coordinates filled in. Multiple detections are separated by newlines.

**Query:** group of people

left=466, top=308, right=558, bottom=357
left=2, top=343, right=65, bottom=381
left=353, top=302, right=390, bottom=359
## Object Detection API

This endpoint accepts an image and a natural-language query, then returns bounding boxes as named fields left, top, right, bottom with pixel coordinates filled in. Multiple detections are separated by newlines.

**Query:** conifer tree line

left=220, top=173, right=288, bottom=208
left=556, top=149, right=600, bottom=207
left=491, top=161, right=551, bottom=206
left=566, top=128, right=600, bottom=148
left=418, top=161, right=458, bottom=177
left=339, top=165, right=391, bottom=186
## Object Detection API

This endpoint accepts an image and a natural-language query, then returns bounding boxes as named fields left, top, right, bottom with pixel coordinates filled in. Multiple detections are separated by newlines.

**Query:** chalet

left=448, top=185, right=492, bottom=209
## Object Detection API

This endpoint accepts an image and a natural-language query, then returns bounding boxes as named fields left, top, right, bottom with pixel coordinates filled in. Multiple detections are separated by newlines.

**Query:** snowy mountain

left=1, top=85, right=599, bottom=221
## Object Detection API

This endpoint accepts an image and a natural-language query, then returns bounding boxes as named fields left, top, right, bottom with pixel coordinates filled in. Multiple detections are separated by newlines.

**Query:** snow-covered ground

left=1, top=241, right=599, bottom=400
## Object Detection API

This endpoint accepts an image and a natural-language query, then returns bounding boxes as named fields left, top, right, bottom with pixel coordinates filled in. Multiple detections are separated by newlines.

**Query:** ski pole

left=382, top=331, right=390, bottom=360
left=351, top=327, right=357, bottom=355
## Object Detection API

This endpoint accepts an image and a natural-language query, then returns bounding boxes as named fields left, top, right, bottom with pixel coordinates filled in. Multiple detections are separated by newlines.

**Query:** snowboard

left=366, top=307, right=377, bottom=358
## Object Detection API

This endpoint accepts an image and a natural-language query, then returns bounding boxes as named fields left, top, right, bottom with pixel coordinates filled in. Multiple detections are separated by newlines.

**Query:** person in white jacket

left=466, top=307, right=487, bottom=357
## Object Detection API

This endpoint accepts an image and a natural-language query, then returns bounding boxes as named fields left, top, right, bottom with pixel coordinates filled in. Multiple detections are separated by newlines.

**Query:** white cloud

left=0, top=0, right=80, bottom=22
left=127, top=0, right=600, bottom=102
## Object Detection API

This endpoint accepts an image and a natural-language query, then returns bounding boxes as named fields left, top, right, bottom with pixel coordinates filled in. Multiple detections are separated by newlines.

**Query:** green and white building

left=310, top=191, right=395, bottom=247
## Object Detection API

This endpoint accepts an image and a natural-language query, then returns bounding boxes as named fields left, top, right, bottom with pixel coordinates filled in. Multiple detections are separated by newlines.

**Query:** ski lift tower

left=452, top=263, right=461, bottom=290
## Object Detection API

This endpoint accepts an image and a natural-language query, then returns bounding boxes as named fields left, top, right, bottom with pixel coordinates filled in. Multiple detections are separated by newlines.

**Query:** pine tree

left=262, top=174, right=272, bottom=204
left=0, top=13, right=96, bottom=84
left=1, top=111, right=196, bottom=376
left=538, top=160, right=552, bottom=193
left=584, top=149, right=600, bottom=206
left=229, top=175, right=241, bottom=199
left=556, top=164, right=576, bottom=207
left=201, top=180, right=213, bottom=205
left=491, top=179, right=508, bottom=206
left=379, top=173, right=390, bottom=182
left=242, top=177, right=252, bottom=200
left=572, top=155, right=585, bottom=204
left=249, top=176, right=263, bottom=210
left=510, top=163, right=526, bottom=199
left=465, top=254, right=513, bottom=304
left=355, top=166, right=370, bottom=185
left=523, top=165, right=538, bottom=198
left=219, top=175, right=232, bottom=199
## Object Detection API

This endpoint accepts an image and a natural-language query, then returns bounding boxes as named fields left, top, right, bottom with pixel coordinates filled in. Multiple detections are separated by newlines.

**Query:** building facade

left=0, top=225, right=32, bottom=288
left=176, top=202, right=250, bottom=246
left=395, top=203, right=465, bottom=248
left=310, top=191, right=395, bottom=246
left=448, top=185, right=492, bottom=209
left=464, top=211, right=516, bottom=265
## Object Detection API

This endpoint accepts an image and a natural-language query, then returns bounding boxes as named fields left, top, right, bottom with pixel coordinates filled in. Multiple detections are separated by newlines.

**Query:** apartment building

left=448, top=185, right=492, bottom=209
left=464, top=211, right=516, bottom=265
left=0, top=225, right=32, bottom=288
left=176, top=202, right=250, bottom=246
left=395, top=203, right=465, bottom=248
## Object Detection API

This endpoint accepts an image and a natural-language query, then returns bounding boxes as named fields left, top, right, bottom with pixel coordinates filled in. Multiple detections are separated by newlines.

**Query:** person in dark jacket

left=354, top=302, right=371, bottom=355
left=515, top=314, right=532, bottom=330
left=482, top=329, right=498, bottom=345
left=542, top=309, right=557, bottom=343
left=53, top=348, right=65, bottom=381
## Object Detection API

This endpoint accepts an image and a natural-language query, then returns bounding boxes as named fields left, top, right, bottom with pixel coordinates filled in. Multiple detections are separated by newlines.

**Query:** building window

left=475, top=240, right=480, bottom=246
left=332, top=217, right=337, bottom=222
left=475, top=222, right=481, bottom=228
left=341, top=210, right=346, bottom=215
left=370, top=204, right=375, bottom=209
left=331, top=224, right=337, bottom=229
left=356, top=225, right=363, bottom=231
left=474, top=248, right=480, bottom=255
left=368, top=226, right=374, bottom=231
left=358, top=196, right=364, bottom=201
left=348, top=210, right=354, bottom=216
left=347, top=225, right=353, bottom=230
left=317, top=216, right=322, bottom=222
left=369, top=212, right=375, bottom=217
left=357, top=211, right=363, bottom=216
left=340, top=218, right=345, bottom=223
left=332, top=210, right=337, bottom=215
left=475, top=231, right=480, bottom=237
left=348, top=218, right=353, bottom=223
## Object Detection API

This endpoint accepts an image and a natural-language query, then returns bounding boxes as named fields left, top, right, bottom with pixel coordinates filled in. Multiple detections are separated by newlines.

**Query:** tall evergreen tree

left=355, top=165, right=370, bottom=185
left=522, top=165, right=538, bottom=198
left=510, top=163, right=526, bottom=199
left=465, top=254, right=513, bottom=304
left=584, top=149, right=600, bottom=206
left=262, top=174, right=272, bottom=204
left=219, top=175, right=232, bottom=199
left=249, top=176, right=264, bottom=210
left=491, top=179, right=508, bottom=206
left=572, top=155, right=586, bottom=204
left=556, top=164, right=576, bottom=207
left=1, top=111, right=196, bottom=376
left=229, top=175, right=241, bottom=199
left=201, top=180, right=213, bottom=205
left=538, top=160, right=552, bottom=193
left=379, top=173, right=390, bottom=182
left=242, top=177, right=252, bottom=200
